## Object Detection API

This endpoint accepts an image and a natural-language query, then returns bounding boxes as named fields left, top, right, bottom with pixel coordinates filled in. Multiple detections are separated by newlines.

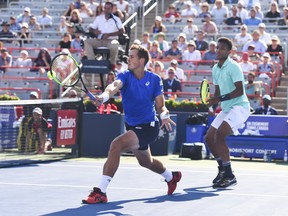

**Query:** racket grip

left=209, top=106, right=214, bottom=112
left=87, top=91, right=96, bottom=101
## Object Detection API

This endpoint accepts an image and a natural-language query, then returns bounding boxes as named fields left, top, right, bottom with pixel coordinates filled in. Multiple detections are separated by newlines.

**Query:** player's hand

left=94, top=95, right=104, bottom=107
left=160, top=118, right=176, bottom=132
left=207, top=97, right=219, bottom=107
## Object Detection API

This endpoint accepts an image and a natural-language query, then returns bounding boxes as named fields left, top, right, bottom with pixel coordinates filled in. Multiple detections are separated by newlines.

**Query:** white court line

left=0, top=182, right=288, bottom=199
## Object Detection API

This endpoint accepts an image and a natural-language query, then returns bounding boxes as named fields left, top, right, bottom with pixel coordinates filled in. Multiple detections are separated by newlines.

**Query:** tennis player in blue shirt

left=206, top=37, right=250, bottom=188
left=82, top=44, right=182, bottom=204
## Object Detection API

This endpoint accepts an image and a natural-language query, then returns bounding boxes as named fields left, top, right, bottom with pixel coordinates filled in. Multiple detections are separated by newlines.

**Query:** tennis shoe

left=166, top=171, right=182, bottom=195
left=213, top=175, right=237, bottom=189
left=212, top=166, right=225, bottom=184
left=82, top=187, right=108, bottom=204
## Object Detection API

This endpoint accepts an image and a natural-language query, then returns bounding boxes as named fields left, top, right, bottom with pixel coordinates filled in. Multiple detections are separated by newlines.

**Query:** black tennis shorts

left=125, top=121, right=159, bottom=150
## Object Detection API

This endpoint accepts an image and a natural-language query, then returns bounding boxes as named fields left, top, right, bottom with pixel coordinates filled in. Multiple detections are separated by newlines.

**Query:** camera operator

left=84, top=1, right=125, bottom=66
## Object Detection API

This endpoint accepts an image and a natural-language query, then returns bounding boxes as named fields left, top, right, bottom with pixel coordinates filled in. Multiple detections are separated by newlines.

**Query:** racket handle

left=87, top=91, right=96, bottom=101
left=209, top=106, right=214, bottom=112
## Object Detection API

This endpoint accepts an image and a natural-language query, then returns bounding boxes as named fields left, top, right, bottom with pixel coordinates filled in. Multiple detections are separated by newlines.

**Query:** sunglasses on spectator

left=155, top=64, right=160, bottom=67
left=168, top=71, right=174, bottom=74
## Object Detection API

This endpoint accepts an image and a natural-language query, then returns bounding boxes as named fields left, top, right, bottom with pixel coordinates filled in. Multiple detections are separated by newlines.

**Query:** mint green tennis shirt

left=212, top=57, right=250, bottom=112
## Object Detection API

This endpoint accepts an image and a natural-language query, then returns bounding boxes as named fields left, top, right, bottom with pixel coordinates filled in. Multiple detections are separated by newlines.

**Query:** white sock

left=161, top=169, right=173, bottom=182
left=97, top=175, right=112, bottom=193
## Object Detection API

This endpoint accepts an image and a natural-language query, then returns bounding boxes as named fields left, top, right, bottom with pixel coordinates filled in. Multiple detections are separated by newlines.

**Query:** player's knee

left=109, top=140, right=123, bottom=154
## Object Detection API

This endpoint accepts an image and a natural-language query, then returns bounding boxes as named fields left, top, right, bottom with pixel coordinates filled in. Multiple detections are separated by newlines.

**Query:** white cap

left=155, top=16, right=162, bottom=22
left=33, top=107, right=43, bottom=115
left=209, top=41, right=217, bottom=46
left=262, top=52, right=270, bottom=58
left=24, top=7, right=31, bottom=13
left=20, top=50, right=28, bottom=56
left=61, top=48, right=70, bottom=54
left=170, top=59, right=178, bottom=65
left=21, top=22, right=29, bottom=28
left=258, top=23, right=266, bottom=28
left=262, top=95, right=271, bottom=101
left=30, top=91, right=39, bottom=99
left=133, top=39, right=141, bottom=45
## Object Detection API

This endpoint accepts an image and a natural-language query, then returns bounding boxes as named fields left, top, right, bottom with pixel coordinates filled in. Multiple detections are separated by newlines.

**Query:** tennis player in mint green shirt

left=206, top=37, right=250, bottom=189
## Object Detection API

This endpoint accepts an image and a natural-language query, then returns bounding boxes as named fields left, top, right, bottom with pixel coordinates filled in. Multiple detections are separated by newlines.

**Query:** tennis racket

left=49, top=53, right=96, bottom=101
left=200, top=79, right=213, bottom=112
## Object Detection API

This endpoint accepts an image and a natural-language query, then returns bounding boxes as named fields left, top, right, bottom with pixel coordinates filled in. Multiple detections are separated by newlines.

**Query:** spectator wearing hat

left=0, top=21, right=17, bottom=43
left=210, top=0, right=229, bottom=25
left=149, top=41, right=163, bottom=60
left=194, top=30, right=209, bottom=51
left=198, top=2, right=211, bottom=18
left=28, top=16, right=41, bottom=31
left=258, top=23, right=271, bottom=46
left=9, top=16, right=21, bottom=31
left=164, top=4, right=181, bottom=24
left=225, top=5, right=242, bottom=26
left=150, top=16, right=167, bottom=34
left=239, top=52, right=256, bottom=73
left=253, top=95, right=278, bottom=115
left=242, top=30, right=267, bottom=53
left=155, top=32, right=169, bottom=52
left=265, top=1, right=281, bottom=24
left=182, top=18, right=198, bottom=38
left=182, top=40, right=202, bottom=69
left=18, top=22, right=32, bottom=47
left=277, top=7, right=288, bottom=30
left=141, top=32, right=152, bottom=50
left=203, top=41, right=217, bottom=62
left=233, top=24, right=252, bottom=45
left=247, top=44, right=261, bottom=62
left=177, top=33, right=187, bottom=53
left=163, top=67, right=182, bottom=99
left=14, top=50, right=32, bottom=68
left=115, top=59, right=125, bottom=75
left=30, top=91, right=39, bottom=99
left=257, top=52, right=274, bottom=79
left=254, top=3, right=264, bottom=20
left=202, top=14, right=218, bottom=34
left=172, top=0, right=187, bottom=12
left=180, top=1, right=197, bottom=18
left=16, top=7, right=32, bottom=24
left=0, top=48, right=12, bottom=73
left=236, top=1, right=249, bottom=22
left=244, top=8, right=262, bottom=26
left=266, top=35, right=283, bottom=61
left=164, top=39, right=182, bottom=61
left=37, top=7, right=53, bottom=28
left=167, top=59, right=185, bottom=81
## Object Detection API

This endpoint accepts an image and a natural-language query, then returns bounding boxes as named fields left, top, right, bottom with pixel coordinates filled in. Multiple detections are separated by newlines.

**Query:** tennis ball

left=47, top=70, right=56, bottom=80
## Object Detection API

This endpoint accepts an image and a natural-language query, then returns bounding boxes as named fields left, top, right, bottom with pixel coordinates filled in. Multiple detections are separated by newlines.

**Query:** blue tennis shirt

left=117, top=70, right=163, bottom=126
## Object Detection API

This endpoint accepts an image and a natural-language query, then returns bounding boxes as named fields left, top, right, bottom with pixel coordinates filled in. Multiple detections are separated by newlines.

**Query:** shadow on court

left=43, top=186, right=219, bottom=216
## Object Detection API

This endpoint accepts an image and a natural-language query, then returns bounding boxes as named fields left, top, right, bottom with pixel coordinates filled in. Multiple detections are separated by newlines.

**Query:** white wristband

left=100, top=92, right=109, bottom=103
left=160, top=111, right=170, bottom=120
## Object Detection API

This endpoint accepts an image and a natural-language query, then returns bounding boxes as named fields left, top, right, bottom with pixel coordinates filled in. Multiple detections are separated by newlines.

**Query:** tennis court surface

left=1, top=155, right=288, bottom=216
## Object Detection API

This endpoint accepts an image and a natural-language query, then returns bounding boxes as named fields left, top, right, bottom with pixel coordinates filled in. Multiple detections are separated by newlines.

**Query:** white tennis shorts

left=211, top=106, right=250, bottom=134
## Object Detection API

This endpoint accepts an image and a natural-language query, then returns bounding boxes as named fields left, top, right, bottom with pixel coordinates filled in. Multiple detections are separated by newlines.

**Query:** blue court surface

left=1, top=156, right=288, bottom=216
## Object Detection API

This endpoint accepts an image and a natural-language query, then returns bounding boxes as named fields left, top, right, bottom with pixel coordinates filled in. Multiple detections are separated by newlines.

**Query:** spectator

left=16, top=7, right=32, bottom=24
left=8, top=16, right=21, bottom=31
left=265, top=1, right=281, bottom=24
left=225, top=5, right=242, bottom=26
left=229, top=46, right=241, bottom=62
left=164, top=39, right=182, bottom=61
left=254, top=3, right=264, bottom=20
left=79, top=1, right=93, bottom=19
left=87, top=0, right=99, bottom=17
left=114, top=59, right=125, bottom=74
left=258, top=23, right=271, bottom=46
left=239, top=52, right=256, bottom=73
left=18, top=22, right=32, bottom=47
left=112, top=3, right=125, bottom=21
left=29, top=16, right=41, bottom=31
left=177, top=32, right=187, bottom=53
left=202, top=14, right=218, bottom=34
left=154, top=32, right=169, bottom=52
left=0, top=48, right=12, bottom=73
left=242, top=30, right=267, bottom=53
left=173, top=0, right=187, bottom=12
left=69, top=9, right=83, bottom=24
left=70, top=30, right=84, bottom=53
left=163, top=67, right=181, bottom=99
left=31, top=48, right=51, bottom=74
left=202, top=41, right=217, bottom=62
left=182, top=18, right=198, bottom=38
left=57, top=16, right=69, bottom=36
left=234, top=24, right=252, bottom=46
left=244, top=8, right=262, bottom=26
left=84, top=1, right=124, bottom=65
left=63, top=2, right=76, bottom=17
left=57, top=33, right=72, bottom=52
left=37, top=7, right=53, bottom=28
left=198, top=2, right=211, bottom=18
left=210, top=0, right=229, bottom=25
left=277, top=7, right=288, bottom=29
left=167, top=59, right=185, bottom=81
left=253, top=95, right=278, bottom=115
left=115, top=0, right=129, bottom=16
left=141, top=32, right=152, bottom=50
left=194, top=30, right=209, bottom=51
left=257, top=52, right=274, bottom=78
left=266, top=35, right=283, bottom=61
left=0, top=21, right=17, bottom=43
left=192, top=0, right=202, bottom=14
left=105, top=71, right=116, bottom=87
left=236, top=1, right=249, bottom=22
left=164, top=4, right=181, bottom=24
left=182, top=40, right=202, bottom=69
left=150, top=16, right=167, bottom=34
left=74, top=0, right=81, bottom=9
left=149, top=41, right=163, bottom=60
left=152, top=60, right=165, bottom=80
left=242, top=0, right=260, bottom=10
left=244, top=72, right=261, bottom=99
left=14, top=50, right=32, bottom=68
left=247, top=44, right=261, bottom=62
left=180, top=1, right=197, bottom=18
